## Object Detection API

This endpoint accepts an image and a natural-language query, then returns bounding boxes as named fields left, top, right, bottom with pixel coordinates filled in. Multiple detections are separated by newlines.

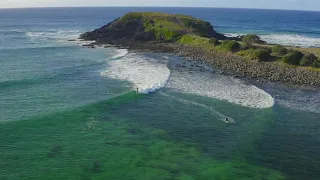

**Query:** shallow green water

left=0, top=91, right=285, bottom=180
left=1, top=46, right=320, bottom=180
left=1, top=7, right=320, bottom=180
left=2, top=85, right=320, bottom=179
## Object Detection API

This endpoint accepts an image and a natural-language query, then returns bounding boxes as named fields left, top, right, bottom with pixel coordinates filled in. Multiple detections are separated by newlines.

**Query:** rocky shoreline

left=79, top=12, right=320, bottom=88
left=95, top=41, right=320, bottom=88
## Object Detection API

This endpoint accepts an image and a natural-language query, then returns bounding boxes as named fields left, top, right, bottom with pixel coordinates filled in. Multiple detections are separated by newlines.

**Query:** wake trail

left=160, top=92, right=236, bottom=123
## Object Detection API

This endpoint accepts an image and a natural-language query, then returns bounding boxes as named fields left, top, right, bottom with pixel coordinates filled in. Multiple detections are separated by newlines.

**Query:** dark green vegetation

left=81, top=12, right=320, bottom=69
left=237, top=49, right=271, bottom=62
left=217, top=40, right=241, bottom=52
left=80, top=12, right=227, bottom=43
left=208, top=37, right=220, bottom=46
left=282, top=51, right=304, bottom=65
left=272, top=45, right=288, bottom=56
left=241, top=34, right=265, bottom=48
left=300, top=53, right=319, bottom=67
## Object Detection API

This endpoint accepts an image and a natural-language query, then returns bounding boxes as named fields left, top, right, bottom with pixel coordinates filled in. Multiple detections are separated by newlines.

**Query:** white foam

left=100, top=53, right=170, bottom=94
left=167, top=72, right=274, bottom=109
left=224, top=33, right=245, bottom=38
left=112, top=49, right=129, bottom=59
left=260, top=34, right=320, bottom=47
left=266, top=87, right=320, bottom=114
left=160, top=92, right=235, bottom=123
left=225, top=32, right=320, bottom=47
left=27, top=30, right=80, bottom=38
left=26, top=29, right=81, bottom=45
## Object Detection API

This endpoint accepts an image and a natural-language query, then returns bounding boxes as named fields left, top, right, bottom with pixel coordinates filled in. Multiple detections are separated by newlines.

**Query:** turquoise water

left=1, top=7, right=320, bottom=180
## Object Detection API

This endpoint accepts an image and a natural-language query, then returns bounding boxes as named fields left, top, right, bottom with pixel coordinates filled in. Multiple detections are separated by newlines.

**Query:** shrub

left=149, top=28, right=181, bottom=41
left=312, top=59, right=320, bottom=68
left=242, top=34, right=264, bottom=47
left=272, top=45, right=288, bottom=56
left=208, top=37, right=220, bottom=46
left=254, top=49, right=271, bottom=62
left=178, top=34, right=211, bottom=46
left=300, top=53, right=318, bottom=66
left=237, top=49, right=256, bottom=58
left=218, top=40, right=241, bottom=52
left=237, top=49, right=270, bottom=61
left=282, top=51, right=304, bottom=65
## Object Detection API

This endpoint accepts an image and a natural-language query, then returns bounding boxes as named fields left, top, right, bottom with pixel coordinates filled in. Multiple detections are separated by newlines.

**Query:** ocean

left=0, top=7, right=320, bottom=180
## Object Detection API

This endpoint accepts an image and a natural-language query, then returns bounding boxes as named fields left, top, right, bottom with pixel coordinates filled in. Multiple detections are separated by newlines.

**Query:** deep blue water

left=1, top=7, right=320, bottom=47
left=0, top=7, right=320, bottom=180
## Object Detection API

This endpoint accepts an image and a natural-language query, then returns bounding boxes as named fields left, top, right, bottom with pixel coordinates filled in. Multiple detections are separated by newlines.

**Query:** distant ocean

left=0, top=7, right=320, bottom=180
left=1, top=7, right=320, bottom=48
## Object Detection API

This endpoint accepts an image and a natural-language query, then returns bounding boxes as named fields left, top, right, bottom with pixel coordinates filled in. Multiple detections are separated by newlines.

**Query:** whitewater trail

left=100, top=52, right=171, bottom=94
left=167, top=72, right=275, bottom=109
left=160, top=92, right=236, bottom=123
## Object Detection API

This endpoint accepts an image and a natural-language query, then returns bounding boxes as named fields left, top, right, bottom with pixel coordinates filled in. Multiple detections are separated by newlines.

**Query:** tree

left=242, top=34, right=264, bottom=47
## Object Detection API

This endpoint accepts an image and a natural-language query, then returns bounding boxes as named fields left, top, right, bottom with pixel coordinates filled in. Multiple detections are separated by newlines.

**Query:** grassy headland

left=80, top=12, right=320, bottom=87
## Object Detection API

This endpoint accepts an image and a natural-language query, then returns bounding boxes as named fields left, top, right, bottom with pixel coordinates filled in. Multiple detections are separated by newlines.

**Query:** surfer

left=136, top=88, right=139, bottom=94
left=225, top=118, right=229, bottom=123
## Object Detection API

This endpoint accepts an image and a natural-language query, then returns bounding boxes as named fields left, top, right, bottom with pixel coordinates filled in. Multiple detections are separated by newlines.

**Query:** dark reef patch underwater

left=1, top=91, right=285, bottom=180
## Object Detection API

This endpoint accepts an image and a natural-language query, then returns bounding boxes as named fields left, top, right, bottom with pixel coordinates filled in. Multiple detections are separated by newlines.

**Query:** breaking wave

left=26, top=29, right=80, bottom=40
left=100, top=53, right=170, bottom=94
left=112, top=49, right=129, bottom=59
left=225, top=33, right=320, bottom=47
left=260, top=34, right=320, bottom=47
left=167, top=72, right=275, bottom=109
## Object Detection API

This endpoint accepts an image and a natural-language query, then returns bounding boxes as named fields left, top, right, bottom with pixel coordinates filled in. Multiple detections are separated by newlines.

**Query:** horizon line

left=0, top=6, right=319, bottom=12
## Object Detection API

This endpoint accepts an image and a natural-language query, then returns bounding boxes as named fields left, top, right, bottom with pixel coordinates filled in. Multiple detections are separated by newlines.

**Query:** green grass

left=119, top=12, right=215, bottom=41
left=116, top=12, right=320, bottom=70
left=118, top=12, right=320, bottom=71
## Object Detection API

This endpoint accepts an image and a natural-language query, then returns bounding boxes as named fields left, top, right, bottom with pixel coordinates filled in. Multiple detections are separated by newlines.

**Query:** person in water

left=225, top=118, right=229, bottom=123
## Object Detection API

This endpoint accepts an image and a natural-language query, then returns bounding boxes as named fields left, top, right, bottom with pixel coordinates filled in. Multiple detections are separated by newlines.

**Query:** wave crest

left=101, top=53, right=170, bottom=94
left=167, top=72, right=275, bottom=109
left=225, top=33, right=320, bottom=47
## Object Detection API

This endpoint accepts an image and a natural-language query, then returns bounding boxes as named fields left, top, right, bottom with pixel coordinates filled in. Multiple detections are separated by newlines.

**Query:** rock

left=78, top=12, right=320, bottom=88
left=79, top=12, right=235, bottom=44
